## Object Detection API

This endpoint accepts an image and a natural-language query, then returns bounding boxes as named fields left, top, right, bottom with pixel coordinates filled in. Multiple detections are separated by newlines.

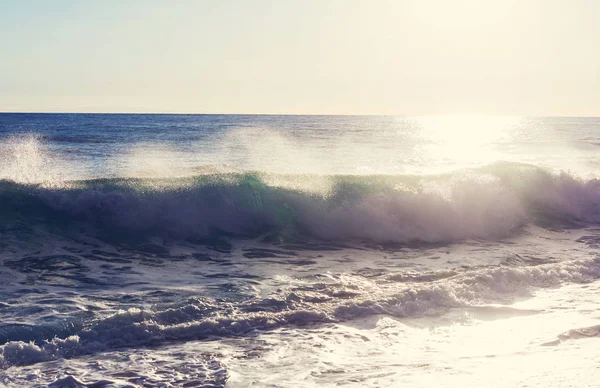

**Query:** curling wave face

left=1, top=162, right=600, bottom=245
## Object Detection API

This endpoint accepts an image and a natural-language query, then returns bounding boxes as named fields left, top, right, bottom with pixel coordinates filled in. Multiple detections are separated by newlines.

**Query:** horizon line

left=1, top=111, right=599, bottom=119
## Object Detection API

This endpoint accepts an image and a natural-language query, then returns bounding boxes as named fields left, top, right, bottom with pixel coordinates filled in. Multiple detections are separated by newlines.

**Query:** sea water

left=0, top=113, right=600, bottom=387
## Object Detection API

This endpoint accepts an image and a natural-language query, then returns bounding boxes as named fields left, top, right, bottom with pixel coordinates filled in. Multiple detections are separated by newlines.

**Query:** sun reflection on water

left=410, top=115, right=524, bottom=172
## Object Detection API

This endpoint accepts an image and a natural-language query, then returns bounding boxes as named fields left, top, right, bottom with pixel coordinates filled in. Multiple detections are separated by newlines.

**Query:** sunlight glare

left=414, top=115, right=522, bottom=169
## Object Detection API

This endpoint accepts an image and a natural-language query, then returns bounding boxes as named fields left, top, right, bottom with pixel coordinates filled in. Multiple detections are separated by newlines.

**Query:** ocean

left=1, top=113, right=600, bottom=387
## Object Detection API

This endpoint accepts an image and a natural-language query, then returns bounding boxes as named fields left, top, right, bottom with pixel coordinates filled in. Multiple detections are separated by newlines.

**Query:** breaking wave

left=2, top=162, right=600, bottom=244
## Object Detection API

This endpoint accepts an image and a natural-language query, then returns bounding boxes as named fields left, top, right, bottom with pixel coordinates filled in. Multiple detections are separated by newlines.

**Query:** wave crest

left=1, top=163, right=600, bottom=244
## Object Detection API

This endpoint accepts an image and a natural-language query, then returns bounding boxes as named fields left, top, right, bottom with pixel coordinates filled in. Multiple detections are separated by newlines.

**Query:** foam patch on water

left=2, top=256, right=598, bottom=369
left=1, top=344, right=228, bottom=387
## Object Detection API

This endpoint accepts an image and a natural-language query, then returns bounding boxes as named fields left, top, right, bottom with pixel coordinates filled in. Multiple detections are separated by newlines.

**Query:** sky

left=1, top=0, right=599, bottom=115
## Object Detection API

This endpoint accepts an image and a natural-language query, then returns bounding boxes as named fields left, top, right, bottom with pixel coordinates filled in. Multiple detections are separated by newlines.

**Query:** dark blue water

left=0, top=113, right=403, bottom=178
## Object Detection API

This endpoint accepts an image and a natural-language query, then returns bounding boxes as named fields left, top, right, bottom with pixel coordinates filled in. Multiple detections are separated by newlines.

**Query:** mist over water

left=2, top=114, right=600, bottom=181
left=1, top=114, right=600, bottom=387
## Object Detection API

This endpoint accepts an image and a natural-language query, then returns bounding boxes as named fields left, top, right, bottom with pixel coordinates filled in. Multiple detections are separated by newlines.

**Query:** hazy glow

left=415, top=115, right=521, bottom=166
left=1, top=0, right=599, bottom=115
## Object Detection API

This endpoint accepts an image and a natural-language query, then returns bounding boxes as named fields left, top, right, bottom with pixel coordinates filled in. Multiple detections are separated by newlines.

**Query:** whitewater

left=1, top=113, right=600, bottom=387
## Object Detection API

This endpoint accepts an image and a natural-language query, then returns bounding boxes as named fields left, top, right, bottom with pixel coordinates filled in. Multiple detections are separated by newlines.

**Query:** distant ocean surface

left=1, top=113, right=600, bottom=387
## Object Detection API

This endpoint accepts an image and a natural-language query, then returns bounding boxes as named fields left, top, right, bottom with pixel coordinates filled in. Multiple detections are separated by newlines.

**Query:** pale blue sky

left=1, top=0, right=599, bottom=115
